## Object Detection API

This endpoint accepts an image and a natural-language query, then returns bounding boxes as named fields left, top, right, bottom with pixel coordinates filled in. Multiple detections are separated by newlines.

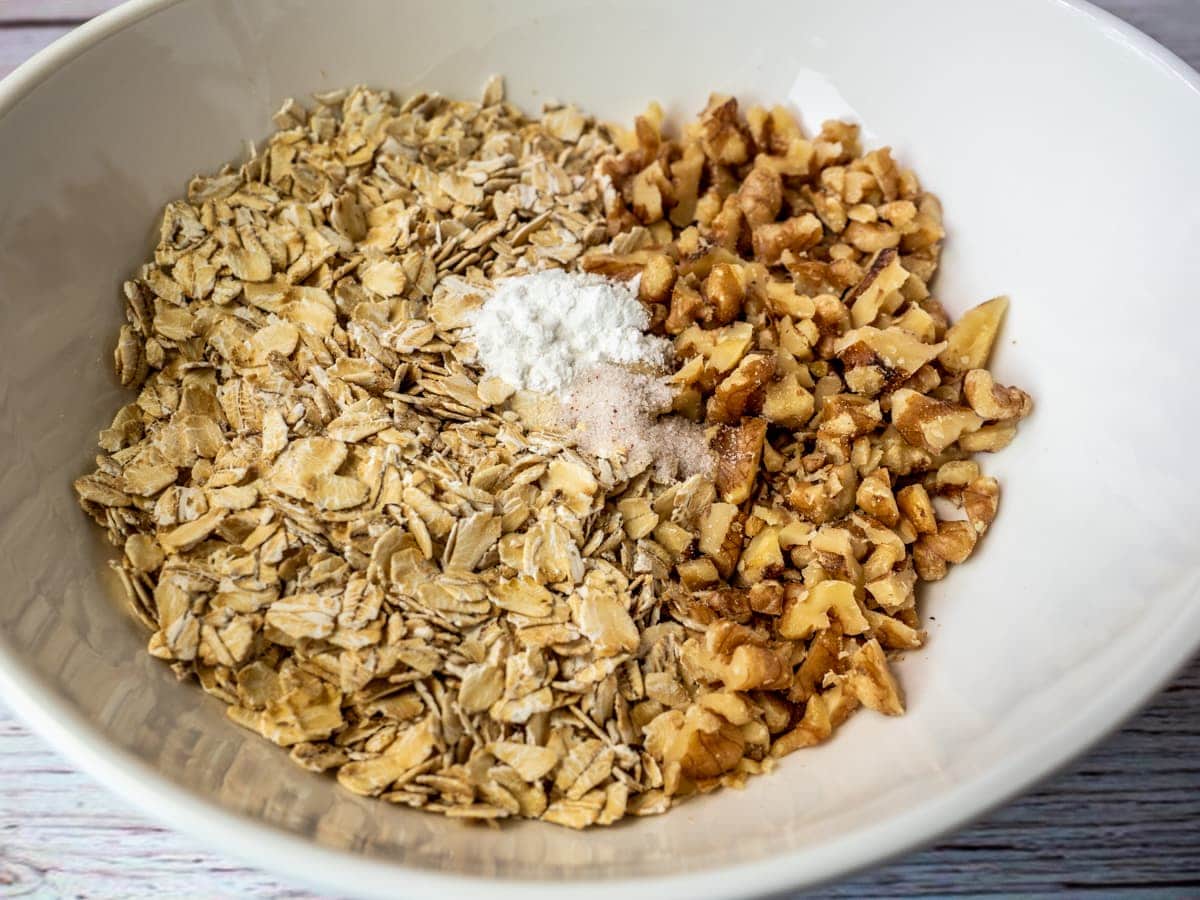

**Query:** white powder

left=467, top=269, right=670, bottom=393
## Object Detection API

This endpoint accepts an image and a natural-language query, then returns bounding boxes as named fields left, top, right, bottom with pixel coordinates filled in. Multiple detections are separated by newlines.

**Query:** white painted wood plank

left=0, top=26, right=73, bottom=79
left=0, top=717, right=324, bottom=898
left=0, top=0, right=117, bottom=23
left=1097, top=0, right=1200, bottom=70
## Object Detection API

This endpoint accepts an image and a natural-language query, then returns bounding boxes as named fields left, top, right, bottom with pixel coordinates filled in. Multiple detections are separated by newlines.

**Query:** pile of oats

left=76, top=81, right=1032, bottom=829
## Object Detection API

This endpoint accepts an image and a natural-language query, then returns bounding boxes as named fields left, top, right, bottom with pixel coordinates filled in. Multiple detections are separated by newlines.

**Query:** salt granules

left=558, top=364, right=711, bottom=480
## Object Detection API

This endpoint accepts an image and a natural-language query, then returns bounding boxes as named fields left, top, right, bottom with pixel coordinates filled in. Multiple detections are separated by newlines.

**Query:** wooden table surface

left=1, top=1, right=1198, bottom=897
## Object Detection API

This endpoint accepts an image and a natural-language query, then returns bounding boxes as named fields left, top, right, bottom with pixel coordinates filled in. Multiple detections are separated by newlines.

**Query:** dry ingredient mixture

left=75, top=78, right=1033, bottom=829
left=467, top=267, right=709, bottom=478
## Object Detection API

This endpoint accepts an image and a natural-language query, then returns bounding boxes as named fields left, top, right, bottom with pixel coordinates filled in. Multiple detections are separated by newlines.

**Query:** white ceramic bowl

left=1, top=1, right=1199, bottom=896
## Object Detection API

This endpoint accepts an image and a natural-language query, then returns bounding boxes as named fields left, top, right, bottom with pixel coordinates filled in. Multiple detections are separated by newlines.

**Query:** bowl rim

left=1, top=1, right=1198, bottom=897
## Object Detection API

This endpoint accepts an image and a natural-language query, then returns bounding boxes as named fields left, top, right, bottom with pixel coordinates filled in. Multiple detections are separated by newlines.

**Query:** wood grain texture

left=0, top=26, right=72, bottom=79
left=0, top=1, right=1198, bottom=898
left=1096, top=0, right=1200, bottom=67
left=0, top=1, right=115, bottom=24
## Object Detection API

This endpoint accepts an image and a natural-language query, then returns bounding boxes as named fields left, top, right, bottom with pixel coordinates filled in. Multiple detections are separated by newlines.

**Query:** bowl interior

left=1, top=0, right=1199, bottom=895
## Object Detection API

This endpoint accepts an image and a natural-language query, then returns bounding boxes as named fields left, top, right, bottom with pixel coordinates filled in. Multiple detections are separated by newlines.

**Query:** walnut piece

left=752, top=215, right=823, bottom=265
left=707, top=352, right=775, bottom=424
left=963, top=369, right=1034, bottom=421
left=586, top=91, right=1033, bottom=810
left=939, top=296, right=1008, bottom=373
left=891, top=389, right=983, bottom=453
left=712, top=418, right=767, bottom=504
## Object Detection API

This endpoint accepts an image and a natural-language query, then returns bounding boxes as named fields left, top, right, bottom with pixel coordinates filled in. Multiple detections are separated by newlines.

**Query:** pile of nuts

left=587, top=94, right=1032, bottom=759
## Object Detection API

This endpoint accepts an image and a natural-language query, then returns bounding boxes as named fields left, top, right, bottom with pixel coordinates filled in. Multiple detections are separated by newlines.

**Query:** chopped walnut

left=939, top=296, right=1008, bottom=373
left=856, top=467, right=900, bottom=527
left=700, top=622, right=791, bottom=692
left=665, top=278, right=705, bottom=335
left=843, top=639, right=904, bottom=716
left=962, top=476, right=1001, bottom=535
left=762, top=374, right=816, bottom=428
left=963, top=369, right=1034, bottom=421
left=958, top=423, right=1018, bottom=453
left=707, top=352, right=775, bottom=423
left=788, top=463, right=858, bottom=524
left=712, top=418, right=767, bottom=504
left=737, top=525, right=784, bottom=585
left=737, top=163, right=784, bottom=227
left=913, top=520, right=978, bottom=580
left=891, top=389, right=983, bottom=453
left=640, top=253, right=677, bottom=303
left=753, top=215, right=823, bottom=265
left=699, top=95, right=753, bottom=166
left=778, top=580, right=868, bottom=640
left=669, top=143, right=706, bottom=227
left=896, top=483, right=937, bottom=535
left=587, top=93, right=1031, bottom=809
left=702, top=263, right=747, bottom=326
left=748, top=581, right=785, bottom=616
left=661, top=705, right=747, bottom=781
